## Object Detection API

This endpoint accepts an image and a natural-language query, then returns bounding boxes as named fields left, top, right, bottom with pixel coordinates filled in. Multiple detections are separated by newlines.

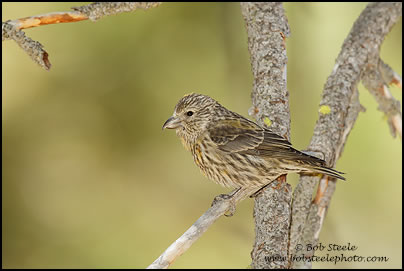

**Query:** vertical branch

left=240, top=3, right=291, bottom=269
left=289, top=2, right=402, bottom=268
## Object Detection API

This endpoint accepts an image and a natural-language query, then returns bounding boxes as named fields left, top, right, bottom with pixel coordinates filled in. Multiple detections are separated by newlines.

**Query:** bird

left=162, top=93, right=345, bottom=193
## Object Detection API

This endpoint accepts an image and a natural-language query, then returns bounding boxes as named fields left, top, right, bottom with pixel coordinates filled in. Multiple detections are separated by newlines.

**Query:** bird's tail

left=310, top=166, right=346, bottom=181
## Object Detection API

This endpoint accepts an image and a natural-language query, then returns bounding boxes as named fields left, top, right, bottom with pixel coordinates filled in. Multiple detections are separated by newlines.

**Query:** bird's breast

left=191, top=139, right=268, bottom=188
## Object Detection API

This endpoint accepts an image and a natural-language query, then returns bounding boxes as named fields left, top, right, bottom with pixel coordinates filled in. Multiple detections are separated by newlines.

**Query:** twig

left=2, top=21, right=51, bottom=70
left=362, top=58, right=402, bottom=139
left=4, top=12, right=87, bottom=30
left=240, top=2, right=292, bottom=269
left=379, top=59, right=402, bottom=89
left=71, top=2, right=161, bottom=22
left=289, top=3, right=402, bottom=268
left=147, top=187, right=255, bottom=269
left=2, top=2, right=161, bottom=69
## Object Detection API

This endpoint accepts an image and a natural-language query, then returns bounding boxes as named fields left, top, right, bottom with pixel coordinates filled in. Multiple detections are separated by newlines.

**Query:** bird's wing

left=207, top=117, right=292, bottom=152
left=208, top=117, right=325, bottom=165
left=207, top=118, right=265, bottom=153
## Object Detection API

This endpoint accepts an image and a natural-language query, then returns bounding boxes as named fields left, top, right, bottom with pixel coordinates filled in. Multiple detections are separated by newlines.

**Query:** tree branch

left=2, top=2, right=161, bottom=70
left=289, top=2, right=402, bottom=268
left=240, top=2, right=292, bottom=269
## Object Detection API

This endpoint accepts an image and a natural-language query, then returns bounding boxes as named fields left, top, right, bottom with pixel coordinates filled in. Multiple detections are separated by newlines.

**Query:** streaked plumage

left=163, top=93, right=345, bottom=189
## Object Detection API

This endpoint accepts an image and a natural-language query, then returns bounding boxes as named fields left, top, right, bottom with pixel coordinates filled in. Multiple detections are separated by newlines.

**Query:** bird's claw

left=212, top=193, right=237, bottom=217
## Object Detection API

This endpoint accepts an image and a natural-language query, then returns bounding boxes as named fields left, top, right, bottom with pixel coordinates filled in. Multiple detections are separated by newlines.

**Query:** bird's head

left=163, top=93, right=218, bottom=145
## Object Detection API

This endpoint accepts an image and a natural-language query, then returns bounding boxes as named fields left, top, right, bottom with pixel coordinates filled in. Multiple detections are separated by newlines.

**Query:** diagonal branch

left=292, top=85, right=363, bottom=268
left=289, top=2, right=402, bottom=268
left=2, top=2, right=161, bottom=70
left=147, top=187, right=256, bottom=269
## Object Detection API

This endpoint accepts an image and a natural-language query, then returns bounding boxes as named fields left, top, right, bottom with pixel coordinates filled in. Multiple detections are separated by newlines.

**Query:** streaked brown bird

left=163, top=93, right=345, bottom=193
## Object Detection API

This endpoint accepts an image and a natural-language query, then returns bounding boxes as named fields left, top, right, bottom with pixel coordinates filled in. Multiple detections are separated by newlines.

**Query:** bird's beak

left=162, top=116, right=182, bottom=130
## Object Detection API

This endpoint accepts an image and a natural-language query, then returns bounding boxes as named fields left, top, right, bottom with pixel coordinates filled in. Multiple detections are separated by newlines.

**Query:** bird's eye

left=186, top=111, right=193, bottom=116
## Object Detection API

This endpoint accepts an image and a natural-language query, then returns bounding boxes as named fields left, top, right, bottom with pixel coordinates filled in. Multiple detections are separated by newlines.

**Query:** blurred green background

left=2, top=2, right=402, bottom=269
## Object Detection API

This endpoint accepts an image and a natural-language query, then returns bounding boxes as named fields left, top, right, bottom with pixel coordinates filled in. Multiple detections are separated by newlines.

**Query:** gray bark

left=241, top=2, right=401, bottom=269
left=240, top=3, right=292, bottom=269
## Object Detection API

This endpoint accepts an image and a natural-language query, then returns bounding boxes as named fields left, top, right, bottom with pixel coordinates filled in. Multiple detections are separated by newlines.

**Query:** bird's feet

left=212, top=188, right=240, bottom=217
